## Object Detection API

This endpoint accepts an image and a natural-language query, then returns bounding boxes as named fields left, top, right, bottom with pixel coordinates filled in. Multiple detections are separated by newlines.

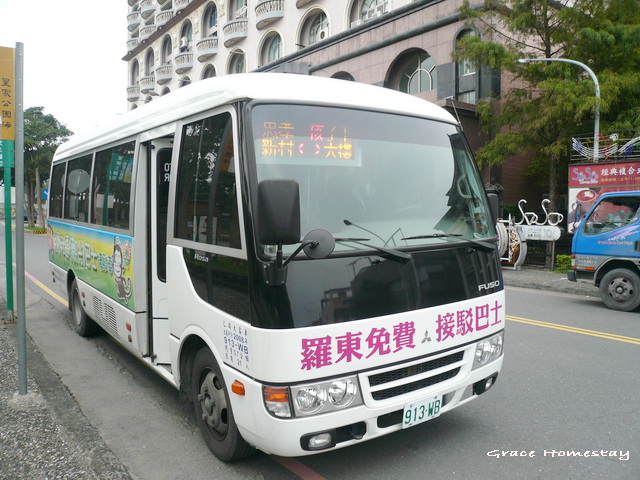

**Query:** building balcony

left=140, top=75, right=156, bottom=94
left=175, top=53, right=193, bottom=74
left=296, top=0, right=314, bottom=7
left=156, top=9, right=174, bottom=27
left=127, top=12, right=141, bottom=32
left=196, top=37, right=219, bottom=61
left=157, top=0, right=171, bottom=6
left=128, top=0, right=139, bottom=6
left=140, top=24, right=157, bottom=40
left=256, top=0, right=284, bottom=30
left=127, top=37, right=140, bottom=51
left=156, top=64, right=173, bottom=84
left=223, top=19, right=248, bottom=47
left=140, top=0, right=156, bottom=19
left=127, top=85, right=140, bottom=102
left=174, top=0, right=192, bottom=10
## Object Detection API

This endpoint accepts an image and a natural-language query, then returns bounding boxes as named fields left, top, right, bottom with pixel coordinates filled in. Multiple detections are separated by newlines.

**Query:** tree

left=24, top=107, right=73, bottom=227
left=455, top=0, right=640, bottom=210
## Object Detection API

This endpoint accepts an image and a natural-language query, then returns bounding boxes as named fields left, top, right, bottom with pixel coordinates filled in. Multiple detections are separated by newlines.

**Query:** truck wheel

left=70, top=280, right=99, bottom=337
left=191, top=347, right=254, bottom=461
left=599, top=268, right=640, bottom=312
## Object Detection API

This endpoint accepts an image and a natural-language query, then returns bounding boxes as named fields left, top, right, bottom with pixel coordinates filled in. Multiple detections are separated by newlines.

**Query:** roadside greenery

left=455, top=0, right=640, bottom=212
left=554, top=254, right=572, bottom=273
left=24, top=107, right=73, bottom=228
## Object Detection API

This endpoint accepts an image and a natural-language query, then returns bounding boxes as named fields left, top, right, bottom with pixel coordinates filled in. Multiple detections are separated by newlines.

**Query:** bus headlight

left=327, top=379, right=358, bottom=408
left=264, top=376, right=362, bottom=418
left=473, top=332, right=504, bottom=370
left=293, top=376, right=361, bottom=416
left=295, top=386, right=327, bottom=414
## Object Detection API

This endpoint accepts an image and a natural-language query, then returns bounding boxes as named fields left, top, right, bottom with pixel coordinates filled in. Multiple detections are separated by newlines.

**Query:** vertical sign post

left=0, top=46, right=15, bottom=322
left=14, top=43, right=27, bottom=395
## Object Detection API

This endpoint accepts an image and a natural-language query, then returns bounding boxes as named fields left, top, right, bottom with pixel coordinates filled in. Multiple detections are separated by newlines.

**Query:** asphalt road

left=3, top=228, right=639, bottom=479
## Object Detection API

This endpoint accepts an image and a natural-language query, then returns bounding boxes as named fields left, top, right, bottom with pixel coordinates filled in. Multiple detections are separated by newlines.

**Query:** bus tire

left=599, top=268, right=640, bottom=312
left=191, top=347, right=254, bottom=461
left=70, top=280, right=99, bottom=337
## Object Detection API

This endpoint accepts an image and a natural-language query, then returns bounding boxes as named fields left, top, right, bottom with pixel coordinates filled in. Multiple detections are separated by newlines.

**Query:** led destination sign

left=260, top=121, right=354, bottom=161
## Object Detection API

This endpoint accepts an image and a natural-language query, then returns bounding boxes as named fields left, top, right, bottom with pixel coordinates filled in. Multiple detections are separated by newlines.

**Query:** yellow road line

left=23, top=269, right=68, bottom=308
left=506, top=315, right=640, bottom=345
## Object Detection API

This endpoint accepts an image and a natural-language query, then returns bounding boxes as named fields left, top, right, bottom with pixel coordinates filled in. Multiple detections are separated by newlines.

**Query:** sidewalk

left=0, top=263, right=131, bottom=479
left=0, top=265, right=599, bottom=479
left=501, top=266, right=600, bottom=298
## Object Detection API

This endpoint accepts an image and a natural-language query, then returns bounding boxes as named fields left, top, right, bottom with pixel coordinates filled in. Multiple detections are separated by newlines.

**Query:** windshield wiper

left=335, top=237, right=412, bottom=262
left=401, top=233, right=496, bottom=253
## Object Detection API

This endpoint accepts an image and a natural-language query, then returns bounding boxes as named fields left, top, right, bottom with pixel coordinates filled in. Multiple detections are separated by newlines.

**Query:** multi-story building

left=124, top=0, right=540, bottom=206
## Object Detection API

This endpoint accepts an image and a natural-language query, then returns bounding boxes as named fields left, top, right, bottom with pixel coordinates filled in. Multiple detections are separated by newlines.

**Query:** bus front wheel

left=600, top=268, right=640, bottom=312
left=191, top=347, right=254, bottom=461
left=70, top=280, right=99, bottom=337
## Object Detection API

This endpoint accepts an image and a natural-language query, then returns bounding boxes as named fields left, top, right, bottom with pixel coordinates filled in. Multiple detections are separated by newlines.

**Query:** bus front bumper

left=233, top=354, right=503, bottom=457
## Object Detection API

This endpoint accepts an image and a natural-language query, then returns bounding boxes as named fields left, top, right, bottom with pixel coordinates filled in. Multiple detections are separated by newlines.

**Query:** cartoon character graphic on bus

left=113, top=237, right=132, bottom=304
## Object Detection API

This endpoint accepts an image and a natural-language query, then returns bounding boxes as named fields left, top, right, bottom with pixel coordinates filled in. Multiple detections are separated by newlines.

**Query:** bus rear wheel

left=191, top=347, right=254, bottom=461
left=600, top=268, right=640, bottom=312
left=70, top=280, right=99, bottom=337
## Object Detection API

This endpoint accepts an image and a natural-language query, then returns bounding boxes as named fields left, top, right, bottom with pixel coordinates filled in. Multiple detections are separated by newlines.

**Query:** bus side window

left=157, top=148, right=172, bottom=281
left=175, top=112, right=240, bottom=248
left=91, top=141, right=135, bottom=229
left=63, top=154, right=93, bottom=222
left=49, top=163, right=66, bottom=218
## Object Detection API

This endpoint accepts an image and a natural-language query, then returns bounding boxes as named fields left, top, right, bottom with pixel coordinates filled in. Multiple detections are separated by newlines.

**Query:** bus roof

left=53, top=73, right=457, bottom=161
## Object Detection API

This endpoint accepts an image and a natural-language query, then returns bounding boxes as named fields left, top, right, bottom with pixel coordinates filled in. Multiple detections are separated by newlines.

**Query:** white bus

left=48, top=73, right=505, bottom=461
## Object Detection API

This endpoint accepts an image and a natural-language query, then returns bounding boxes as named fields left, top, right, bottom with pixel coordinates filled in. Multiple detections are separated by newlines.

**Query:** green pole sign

left=0, top=46, right=15, bottom=319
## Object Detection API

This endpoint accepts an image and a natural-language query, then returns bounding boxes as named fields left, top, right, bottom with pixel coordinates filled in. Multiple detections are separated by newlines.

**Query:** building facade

left=124, top=0, right=540, bottom=206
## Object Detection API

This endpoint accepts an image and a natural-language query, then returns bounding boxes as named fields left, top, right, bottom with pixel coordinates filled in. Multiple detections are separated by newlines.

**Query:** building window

left=455, top=29, right=478, bottom=104
left=229, top=51, right=246, bottom=74
left=360, top=0, right=387, bottom=20
left=130, top=60, right=140, bottom=85
left=262, top=33, right=283, bottom=65
left=202, top=64, right=217, bottom=79
left=398, top=51, right=437, bottom=95
left=203, top=3, right=218, bottom=36
left=332, top=71, right=355, bottom=81
left=145, top=48, right=155, bottom=75
left=161, top=36, right=172, bottom=65
left=309, top=12, right=329, bottom=45
left=180, top=21, right=193, bottom=52
left=458, top=90, right=476, bottom=104
left=179, top=76, right=192, bottom=88
left=234, top=0, right=247, bottom=19
left=457, top=30, right=477, bottom=76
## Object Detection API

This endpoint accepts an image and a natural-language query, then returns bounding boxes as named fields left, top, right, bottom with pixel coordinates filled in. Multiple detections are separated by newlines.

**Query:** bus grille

left=366, top=351, right=464, bottom=401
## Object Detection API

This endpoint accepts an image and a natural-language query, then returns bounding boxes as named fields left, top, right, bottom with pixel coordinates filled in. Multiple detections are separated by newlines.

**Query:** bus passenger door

left=148, top=137, right=173, bottom=364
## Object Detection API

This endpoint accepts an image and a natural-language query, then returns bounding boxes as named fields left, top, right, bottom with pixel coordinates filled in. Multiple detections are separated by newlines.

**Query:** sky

left=0, top=0, right=129, bottom=138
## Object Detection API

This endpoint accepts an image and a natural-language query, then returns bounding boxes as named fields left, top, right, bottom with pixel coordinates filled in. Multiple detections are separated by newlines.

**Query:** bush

left=554, top=254, right=572, bottom=273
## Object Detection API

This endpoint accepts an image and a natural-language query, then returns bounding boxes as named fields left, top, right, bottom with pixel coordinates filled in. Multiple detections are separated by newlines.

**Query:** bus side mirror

left=487, top=192, right=500, bottom=222
left=257, top=179, right=301, bottom=246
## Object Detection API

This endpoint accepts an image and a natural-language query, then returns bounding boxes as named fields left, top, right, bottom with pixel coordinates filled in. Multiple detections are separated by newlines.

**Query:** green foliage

left=23, top=107, right=73, bottom=226
left=24, top=106, right=73, bottom=179
left=554, top=254, right=572, bottom=273
left=455, top=0, right=640, bottom=205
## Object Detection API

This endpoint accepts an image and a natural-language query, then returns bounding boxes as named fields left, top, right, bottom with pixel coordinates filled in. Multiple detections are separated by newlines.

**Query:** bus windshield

left=250, top=103, right=494, bottom=253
